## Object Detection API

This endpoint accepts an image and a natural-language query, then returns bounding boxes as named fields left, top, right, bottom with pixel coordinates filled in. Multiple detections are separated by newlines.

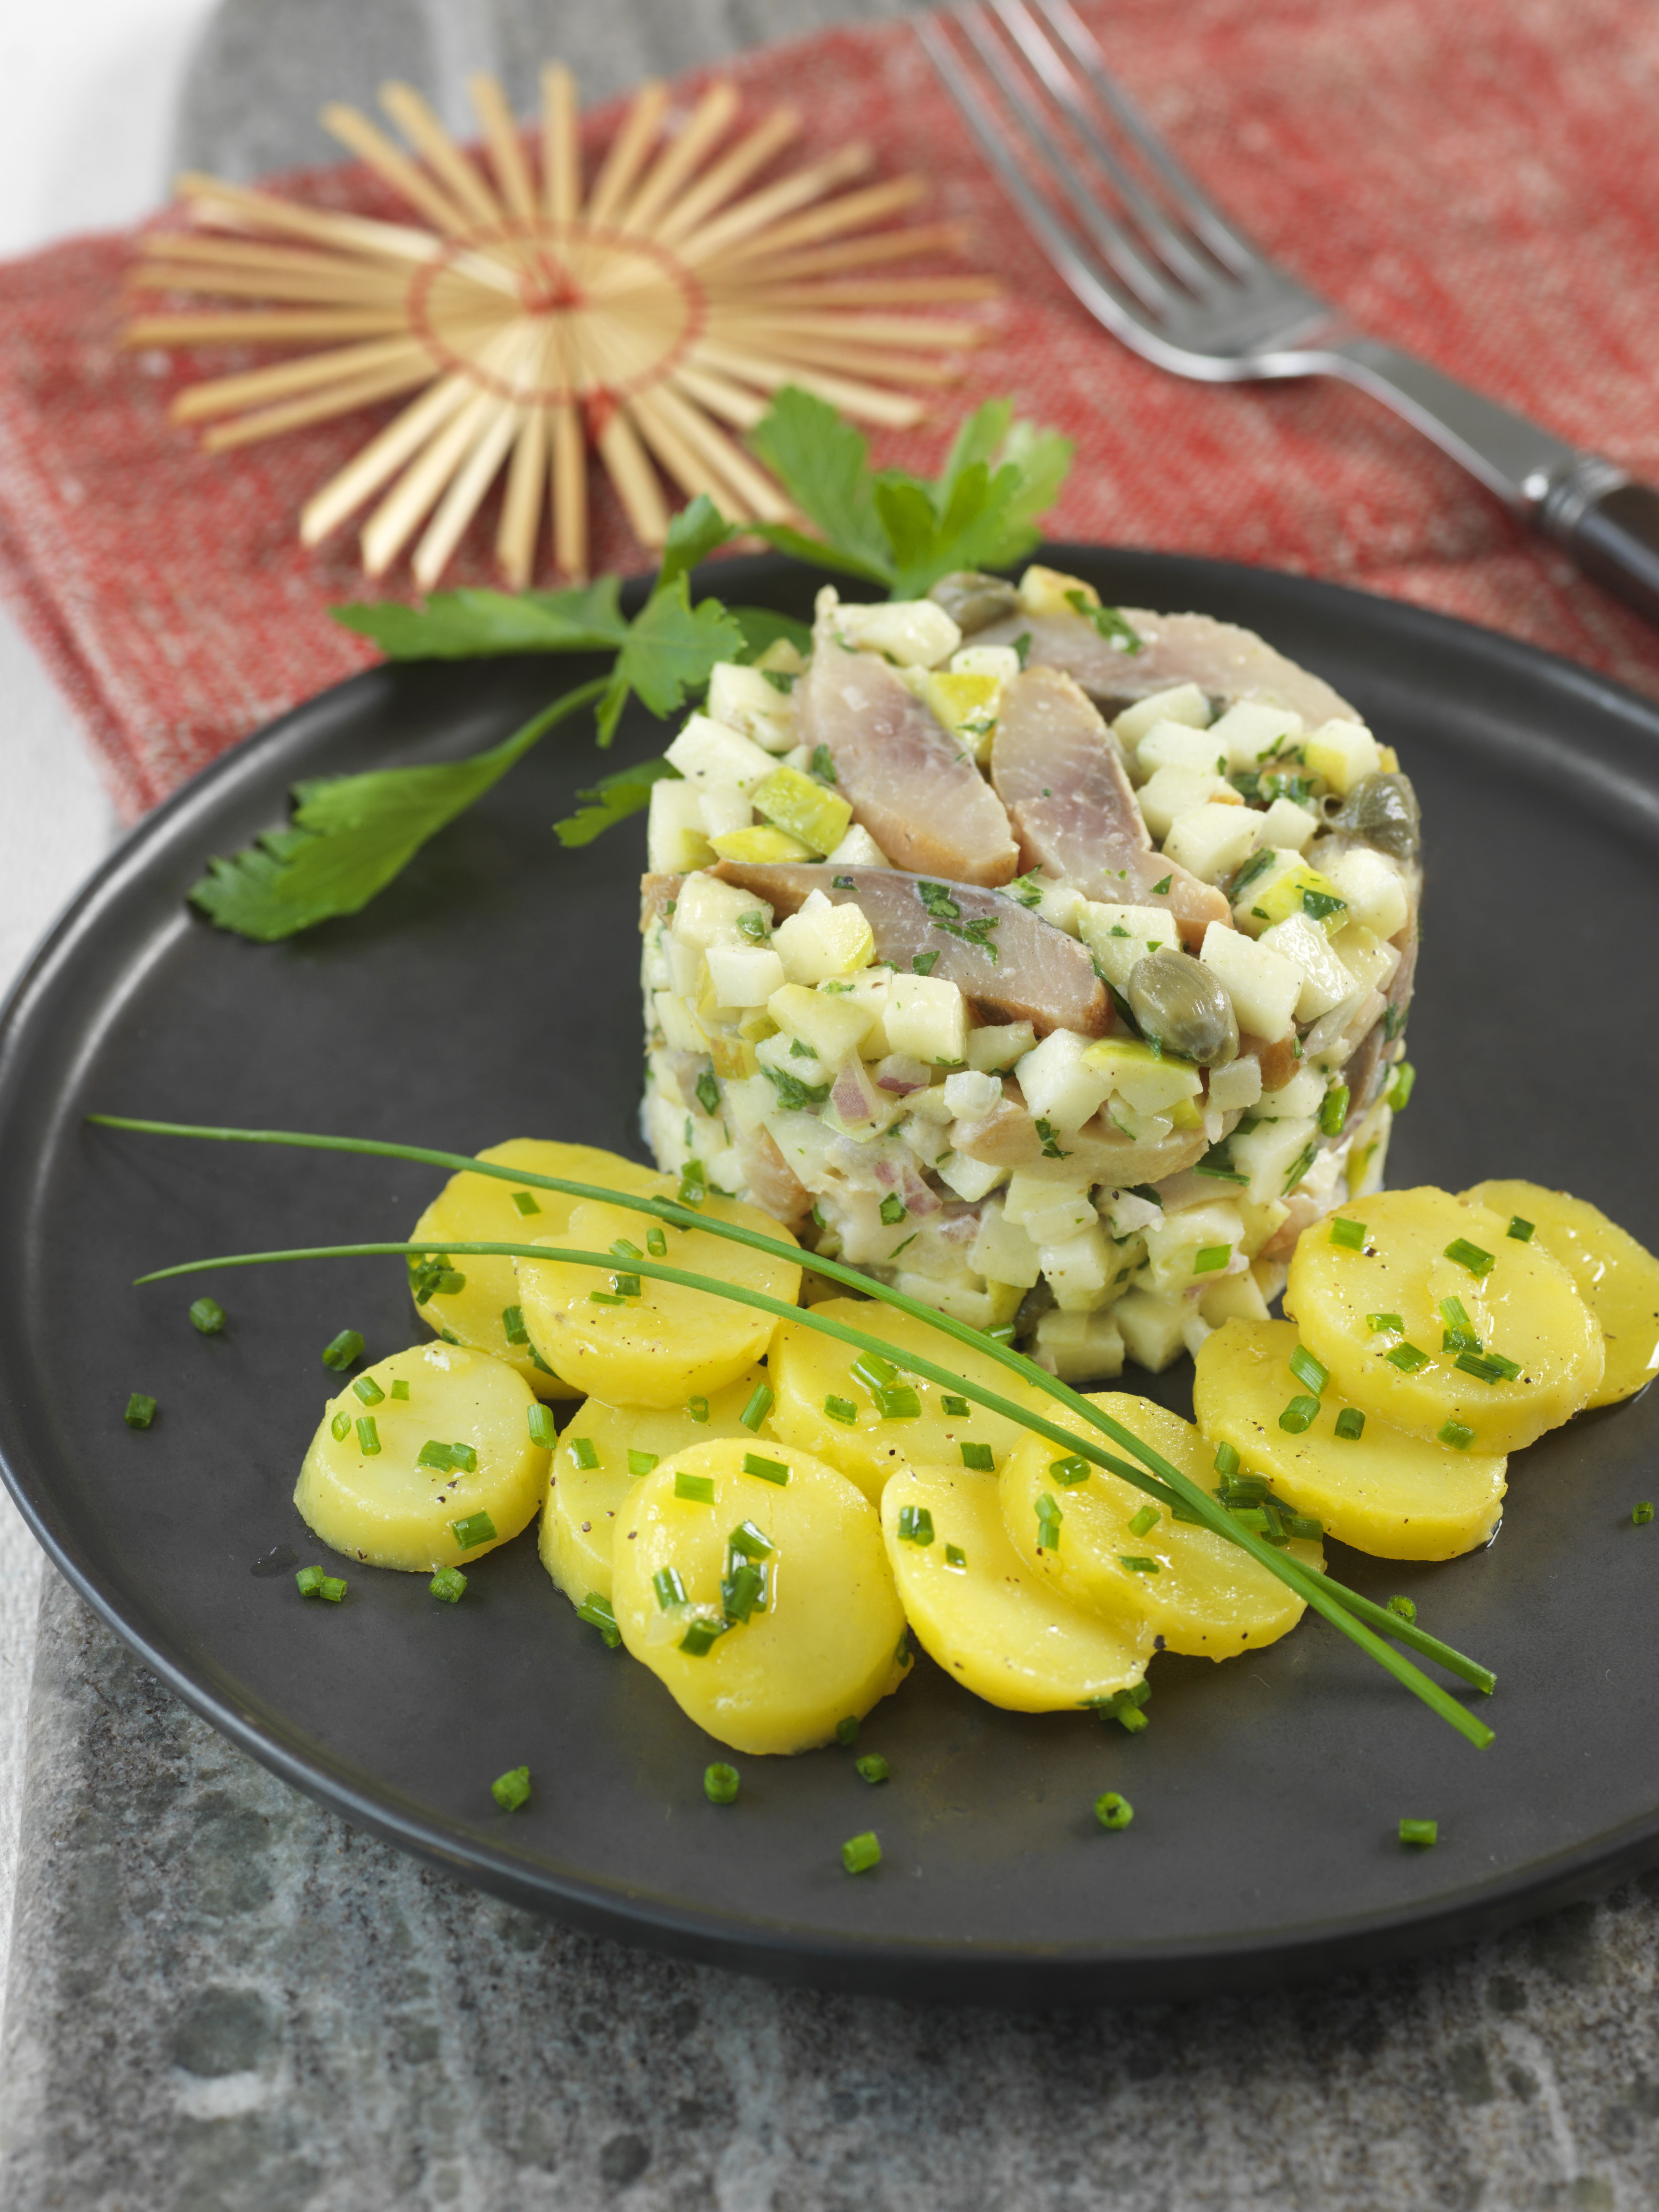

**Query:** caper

left=1329, top=771, right=1420, bottom=862
left=928, top=570, right=1021, bottom=635
left=1126, top=947, right=1239, bottom=1067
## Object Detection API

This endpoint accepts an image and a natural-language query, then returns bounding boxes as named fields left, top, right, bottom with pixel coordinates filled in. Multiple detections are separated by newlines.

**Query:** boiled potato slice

left=1286, top=1187, right=1604, bottom=1453
left=768, top=1296, right=1053, bottom=1505
left=1462, top=1179, right=1659, bottom=1409
left=883, top=1463, right=1153, bottom=1711
left=611, top=1438, right=907, bottom=1754
left=1000, top=1393, right=1320, bottom=1659
left=516, top=1194, right=801, bottom=1408
left=410, top=1140, right=662, bottom=1398
left=1194, top=1318, right=1507, bottom=1559
left=296, top=1342, right=546, bottom=1571
left=539, top=1366, right=772, bottom=1603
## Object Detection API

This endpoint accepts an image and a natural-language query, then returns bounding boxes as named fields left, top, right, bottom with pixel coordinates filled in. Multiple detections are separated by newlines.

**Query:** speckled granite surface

left=5, top=1569, right=1659, bottom=2211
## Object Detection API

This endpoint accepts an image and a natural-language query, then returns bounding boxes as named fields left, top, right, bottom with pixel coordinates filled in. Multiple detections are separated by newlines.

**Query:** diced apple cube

left=1198, top=1269, right=1272, bottom=1327
left=1164, top=802, right=1261, bottom=886
left=1031, top=1307, right=1126, bottom=1382
left=1321, top=844, right=1409, bottom=938
left=671, top=872, right=771, bottom=949
left=1141, top=1199, right=1244, bottom=1295
left=918, top=670, right=1001, bottom=764
left=1017, top=564, right=1099, bottom=618
left=1242, top=857, right=1348, bottom=937
left=1207, top=1054, right=1262, bottom=1113
left=696, top=780, right=753, bottom=840
left=1229, top=846, right=1308, bottom=934
left=1014, top=1028, right=1113, bottom=1133
left=1034, top=881, right=1086, bottom=936
left=1081, top=1035, right=1202, bottom=1115
left=751, top=764, right=852, bottom=856
left=1261, top=1066, right=1326, bottom=1119
left=834, top=598, right=962, bottom=668
left=826, top=823, right=889, bottom=867
left=1303, top=717, right=1381, bottom=797
left=1113, top=1287, right=1189, bottom=1373
left=1230, top=1113, right=1320, bottom=1205
left=942, top=1069, right=1004, bottom=1119
left=1039, top=1222, right=1115, bottom=1310
left=710, top=824, right=813, bottom=864
left=706, top=661, right=797, bottom=752
left=885, top=973, right=968, bottom=1063
left=1259, top=912, right=1356, bottom=1020
left=664, top=710, right=777, bottom=795
left=966, top=1020, right=1035, bottom=1073
left=1076, top=902, right=1175, bottom=987
left=1253, top=795, right=1317, bottom=853
left=706, top=943, right=786, bottom=1008
left=1136, top=719, right=1231, bottom=780
left=1208, top=700, right=1304, bottom=772
left=950, top=643, right=1021, bottom=683
left=766, top=981, right=876, bottom=1062
left=1332, top=922, right=1401, bottom=997
left=970, top=1197, right=1044, bottom=1290
left=935, top=1149, right=1008, bottom=1203
left=647, top=781, right=714, bottom=874
left=1112, top=682, right=1210, bottom=746
left=651, top=988, right=705, bottom=1055
left=840, top=966, right=894, bottom=1056
left=1139, top=765, right=1236, bottom=842
left=773, top=899, right=875, bottom=983
left=1200, top=921, right=1302, bottom=1042
left=1004, top=1172, right=1097, bottom=1246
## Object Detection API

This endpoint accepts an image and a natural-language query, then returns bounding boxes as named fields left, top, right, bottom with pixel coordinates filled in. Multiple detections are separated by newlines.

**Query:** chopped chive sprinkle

left=1085, top=1686, right=1150, bottom=1733
left=851, top=1352, right=898, bottom=1392
left=680, top=1616, right=729, bottom=1656
left=451, top=1511, right=497, bottom=1550
left=675, top=1471, right=716, bottom=1505
left=451, top=1442, right=477, bottom=1473
left=737, top=904, right=772, bottom=939
left=1213, top=1441, right=1241, bottom=1478
left=878, top=1193, right=907, bottom=1226
left=743, top=1453, right=790, bottom=1486
left=1035, top=1493, right=1063, bottom=1550
left=1192, top=1244, right=1232, bottom=1274
left=728, top=1520, right=773, bottom=1561
left=647, top=1227, right=667, bottom=1257
left=611, top=1238, right=643, bottom=1262
left=823, top=1393, right=858, bottom=1425
left=577, top=1592, right=622, bottom=1647
left=740, top=1382, right=774, bottom=1431
left=1398, top=1817, right=1437, bottom=1847
left=612, top=1272, right=643, bottom=1298
left=491, top=1766, right=531, bottom=1812
left=704, top=1763, right=740, bottom=1804
left=1319, top=1084, right=1351, bottom=1138
left=686, top=1394, right=710, bottom=1422
left=352, top=1374, right=385, bottom=1406
left=391, top=1380, right=410, bottom=1400
left=1151, top=873, right=1173, bottom=895
left=527, top=1403, right=557, bottom=1448
left=188, top=1296, right=226, bottom=1336
left=722, top=1562, right=766, bottom=1622
left=856, top=1754, right=890, bottom=1785
left=1128, top=1504, right=1159, bottom=1538
left=1636, top=1503, right=1655, bottom=1526
left=589, top=1290, right=624, bottom=1306
left=1385, top=1342, right=1430, bottom=1373
left=945, top=1544, right=967, bottom=1570
left=1437, top=1419, right=1475, bottom=1451
left=1050, top=1454, right=1091, bottom=1486
left=1329, top=1216, right=1366, bottom=1250
left=430, top=1566, right=467, bottom=1603
left=357, top=1416, right=381, bottom=1456
left=653, top=1567, right=687, bottom=1610
left=118, top=1389, right=158, bottom=1433
left=1387, top=1594, right=1417, bottom=1623
left=1286, top=1512, right=1323, bottom=1539
left=1219, top=1471, right=1269, bottom=1506
left=1094, top=1791, right=1134, bottom=1831
left=835, top=1717, right=860, bottom=1747
left=418, top=1440, right=454, bottom=1472
left=511, top=1190, right=541, bottom=1216
left=627, top=1450, right=660, bottom=1479
left=501, top=1303, right=530, bottom=1345
left=569, top=1436, right=599, bottom=1469
left=695, top=1070, right=721, bottom=1117
left=897, top=1505, right=935, bottom=1545
left=678, top=1161, right=707, bottom=1206
left=295, top=1566, right=323, bottom=1597
left=1289, top=1345, right=1329, bottom=1396
left=1278, top=1394, right=1320, bottom=1434
left=1455, top=1350, right=1518, bottom=1386
left=960, top=1441, right=996, bottom=1472
left=1118, top=1555, right=1160, bottom=1573
left=873, top=1383, right=922, bottom=1420
left=841, top=1831, right=881, bottom=1875
left=942, top=1394, right=970, bottom=1417
left=1368, top=1312, right=1405, bottom=1334
left=330, top=1410, right=351, bottom=1442
left=985, top=1323, right=1017, bottom=1345
left=321, top=1329, right=363, bottom=1371
left=1507, top=1215, right=1535, bottom=1242
left=1334, top=1407, right=1365, bottom=1441
left=1444, top=1238, right=1495, bottom=1278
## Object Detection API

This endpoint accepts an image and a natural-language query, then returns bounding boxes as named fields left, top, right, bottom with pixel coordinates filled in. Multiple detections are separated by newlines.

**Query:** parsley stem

left=93, top=1112, right=1497, bottom=1748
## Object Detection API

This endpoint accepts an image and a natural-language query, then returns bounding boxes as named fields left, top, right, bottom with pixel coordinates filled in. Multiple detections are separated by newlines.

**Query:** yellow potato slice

left=1462, top=1179, right=1659, bottom=1409
left=410, top=1140, right=662, bottom=1398
left=767, top=1296, right=1053, bottom=1505
left=1000, top=1393, right=1320, bottom=1659
left=610, top=1438, right=907, bottom=1754
left=883, top=1463, right=1153, bottom=1710
left=538, top=1366, right=772, bottom=1603
left=1286, top=1187, right=1604, bottom=1453
left=516, top=1194, right=801, bottom=1408
left=1194, top=1318, right=1507, bottom=1559
left=295, top=1342, right=547, bottom=1572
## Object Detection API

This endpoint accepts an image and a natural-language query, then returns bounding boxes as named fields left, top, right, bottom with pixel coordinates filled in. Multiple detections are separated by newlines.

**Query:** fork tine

left=1036, top=0, right=1261, bottom=276
left=953, top=4, right=1181, bottom=317
left=915, top=13, right=1156, bottom=348
left=989, top=0, right=1227, bottom=297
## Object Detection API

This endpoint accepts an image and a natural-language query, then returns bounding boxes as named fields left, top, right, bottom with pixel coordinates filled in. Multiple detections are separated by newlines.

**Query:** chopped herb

left=1281, top=1140, right=1320, bottom=1195
left=872, top=1382, right=922, bottom=1420
left=678, top=1159, right=708, bottom=1207
left=1094, top=1791, right=1134, bottom=1831
left=1048, top=1454, right=1091, bottom=1488
left=744, top=1453, right=790, bottom=1485
left=568, top=1435, right=599, bottom=1469
left=945, top=1543, right=967, bottom=1570
left=1439, top=1294, right=1479, bottom=1350
left=1635, top=1503, right=1655, bottom=1526
left=1444, top=1238, right=1495, bottom=1278
left=911, top=950, right=940, bottom=976
left=189, top=1296, right=227, bottom=1336
left=589, top=1290, right=624, bottom=1306
left=1457, top=1349, right=1521, bottom=1385
left=695, top=1069, right=721, bottom=1116
left=810, top=743, right=838, bottom=783
left=1301, top=888, right=1346, bottom=924
left=1507, top=1215, right=1535, bottom=1243
left=728, top=1520, right=773, bottom=1561
left=832, top=874, right=854, bottom=889
left=1195, top=1138, right=1248, bottom=1184
left=1385, top=1342, right=1430, bottom=1373
left=357, top=1415, right=381, bottom=1456
left=491, top=1766, right=531, bottom=1813
left=1334, top=1407, right=1365, bottom=1441
left=1368, top=1312, right=1405, bottom=1335
left=322, top=1329, right=364, bottom=1370
left=897, top=1505, right=935, bottom=1545
left=1278, top=1394, right=1321, bottom=1434
left=1150, top=873, right=1173, bottom=896
left=852, top=1351, right=897, bottom=1390
left=511, top=1189, right=541, bottom=1216
left=961, top=1441, right=997, bottom=1472
left=124, top=1392, right=158, bottom=1430
left=1437, top=1419, right=1475, bottom=1451
left=841, top=1831, right=882, bottom=1874
left=675, top=1471, right=716, bottom=1505
left=1387, top=1594, right=1417, bottom=1623
left=647, top=1226, right=668, bottom=1257
left=1012, top=870, right=1046, bottom=908
left=501, top=1302, right=530, bottom=1346
left=1034, top=1117, right=1072, bottom=1160
left=352, top=1374, right=385, bottom=1406
left=1229, top=847, right=1277, bottom=899
left=942, top=1394, right=970, bottom=1417
left=1398, top=1817, right=1437, bottom=1847
left=740, top=1381, right=774, bottom=1431
left=686, top=1394, right=710, bottom=1422
left=1035, top=1492, right=1063, bottom=1550
left=1012, top=631, right=1032, bottom=667
left=611, top=1271, right=642, bottom=1298
left=680, top=1616, right=730, bottom=1656
left=705, top=1762, right=741, bottom=1804
left=1289, top=1345, right=1329, bottom=1396
left=762, top=1064, right=832, bottom=1110
left=879, top=1193, right=907, bottom=1226
left=525, top=1403, right=557, bottom=1450
left=1286, top=1512, right=1323, bottom=1539
left=1192, top=1243, right=1232, bottom=1274
left=428, top=1565, right=468, bottom=1603
left=1213, top=1441, right=1241, bottom=1478
left=1329, top=1216, right=1366, bottom=1249
left=835, top=1717, right=860, bottom=1747
left=451, top=1510, right=497, bottom=1550
left=1386, top=1060, right=1417, bottom=1112
left=330, top=1410, right=351, bottom=1442
left=653, top=1567, right=688, bottom=1611
left=1128, top=1504, right=1159, bottom=1538
left=409, top=1253, right=466, bottom=1302
left=627, top=1449, right=660, bottom=1478
left=578, top=1592, right=622, bottom=1646
left=823, top=1393, right=858, bottom=1425
left=856, top=1753, right=891, bottom=1785
left=295, top=1565, right=346, bottom=1602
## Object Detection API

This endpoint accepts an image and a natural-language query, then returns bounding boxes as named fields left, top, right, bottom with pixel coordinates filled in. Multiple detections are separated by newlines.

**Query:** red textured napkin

left=4, top=0, right=1659, bottom=820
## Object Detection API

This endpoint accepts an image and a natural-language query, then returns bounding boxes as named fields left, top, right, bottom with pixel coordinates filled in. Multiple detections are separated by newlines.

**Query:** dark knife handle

left=1538, top=460, right=1659, bottom=626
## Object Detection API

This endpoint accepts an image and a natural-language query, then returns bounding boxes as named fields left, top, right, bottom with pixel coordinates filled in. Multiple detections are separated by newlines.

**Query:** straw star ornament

left=125, top=68, right=996, bottom=587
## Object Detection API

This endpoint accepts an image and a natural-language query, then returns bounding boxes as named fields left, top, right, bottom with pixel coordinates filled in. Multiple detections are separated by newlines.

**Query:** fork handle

left=1535, top=463, right=1659, bottom=627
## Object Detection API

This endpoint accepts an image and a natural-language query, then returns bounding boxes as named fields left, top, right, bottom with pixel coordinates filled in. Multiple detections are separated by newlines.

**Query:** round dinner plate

left=1, top=547, right=1657, bottom=2008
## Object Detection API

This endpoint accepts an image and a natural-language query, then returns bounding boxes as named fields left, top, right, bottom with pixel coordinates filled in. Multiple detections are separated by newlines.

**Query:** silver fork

left=920, top=0, right=1659, bottom=628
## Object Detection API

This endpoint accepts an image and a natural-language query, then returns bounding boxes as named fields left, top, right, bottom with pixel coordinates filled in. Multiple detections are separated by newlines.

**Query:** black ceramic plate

left=3, top=548, right=1658, bottom=2007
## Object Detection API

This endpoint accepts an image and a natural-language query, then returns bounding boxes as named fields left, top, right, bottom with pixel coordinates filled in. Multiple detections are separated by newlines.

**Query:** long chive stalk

left=93, top=1115, right=1495, bottom=1733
